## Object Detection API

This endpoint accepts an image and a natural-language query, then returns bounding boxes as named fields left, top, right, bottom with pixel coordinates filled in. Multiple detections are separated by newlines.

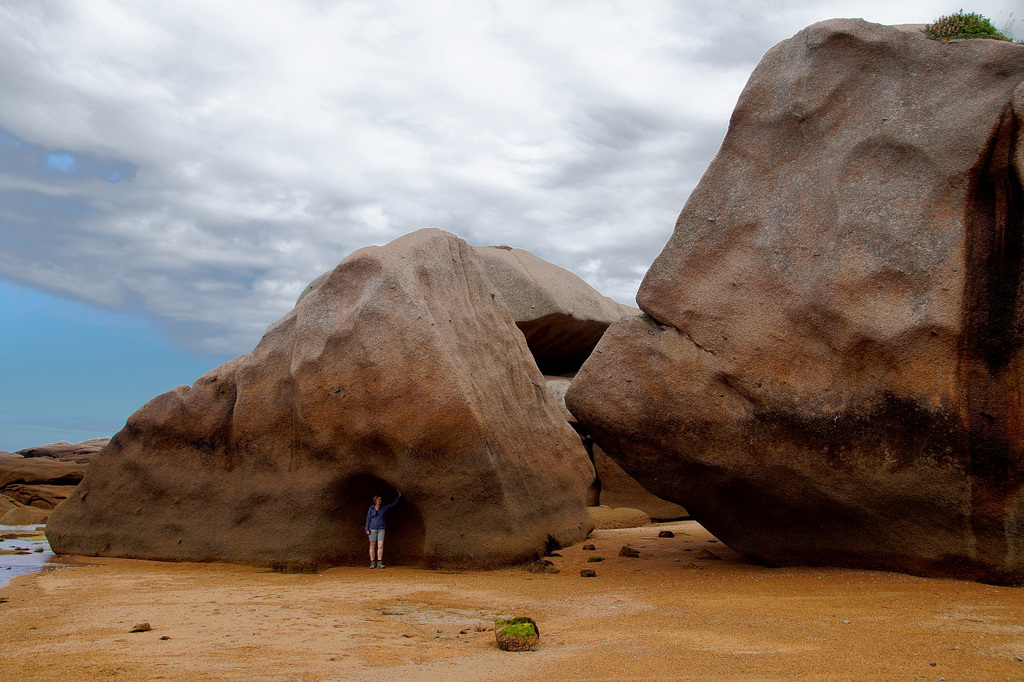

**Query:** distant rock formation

left=0, top=439, right=104, bottom=524
left=474, top=245, right=637, bottom=375
left=15, top=438, right=108, bottom=463
left=567, top=20, right=1024, bottom=584
left=48, top=230, right=594, bottom=567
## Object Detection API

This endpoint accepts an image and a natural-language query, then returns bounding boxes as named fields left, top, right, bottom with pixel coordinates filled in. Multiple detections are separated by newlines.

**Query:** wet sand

left=1, top=520, right=1023, bottom=681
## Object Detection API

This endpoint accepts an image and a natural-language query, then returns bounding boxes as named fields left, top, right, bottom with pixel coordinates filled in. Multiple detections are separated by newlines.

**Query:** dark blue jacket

left=366, top=496, right=401, bottom=532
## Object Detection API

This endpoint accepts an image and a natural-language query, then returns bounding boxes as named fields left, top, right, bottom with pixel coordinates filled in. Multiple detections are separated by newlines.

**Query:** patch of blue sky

left=46, top=152, right=76, bottom=173
left=0, top=129, right=136, bottom=184
left=0, top=280, right=231, bottom=451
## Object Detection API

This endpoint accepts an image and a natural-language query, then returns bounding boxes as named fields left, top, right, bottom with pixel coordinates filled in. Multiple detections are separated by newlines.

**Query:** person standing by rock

left=365, top=492, right=401, bottom=569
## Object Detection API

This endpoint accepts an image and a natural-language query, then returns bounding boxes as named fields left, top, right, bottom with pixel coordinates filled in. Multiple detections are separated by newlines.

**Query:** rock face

left=567, top=20, right=1024, bottom=584
left=48, top=229, right=595, bottom=567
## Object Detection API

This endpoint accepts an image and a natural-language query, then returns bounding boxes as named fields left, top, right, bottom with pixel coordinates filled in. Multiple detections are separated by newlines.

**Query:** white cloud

left=0, top=0, right=1019, bottom=355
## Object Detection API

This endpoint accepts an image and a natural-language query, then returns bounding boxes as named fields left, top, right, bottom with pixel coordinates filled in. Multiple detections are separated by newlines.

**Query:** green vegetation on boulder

left=923, top=11, right=1011, bottom=41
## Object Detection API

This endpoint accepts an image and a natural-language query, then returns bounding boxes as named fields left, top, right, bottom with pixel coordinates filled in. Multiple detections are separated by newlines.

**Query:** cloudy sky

left=1, top=0, right=1020, bottom=450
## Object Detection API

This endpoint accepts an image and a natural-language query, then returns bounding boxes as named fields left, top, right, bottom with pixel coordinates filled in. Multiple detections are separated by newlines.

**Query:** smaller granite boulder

left=588, top=506, right=650, bottom=529
left=495, top=616, right=540, bottom=651
left=1, top=506, right=50, bottom=526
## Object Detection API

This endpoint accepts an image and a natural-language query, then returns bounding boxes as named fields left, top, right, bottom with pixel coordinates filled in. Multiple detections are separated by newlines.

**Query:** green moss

left=587, top=556, right=604, bottom=562
left=496, top=616, right=537, bottom=637
left=501, top=622, right=537, bottom=637
left=924, top=11, right=1011, bottom=41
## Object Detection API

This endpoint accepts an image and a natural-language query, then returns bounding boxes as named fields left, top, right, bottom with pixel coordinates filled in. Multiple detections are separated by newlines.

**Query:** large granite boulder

left=48, top=229, right=594, bottom=568
left=567, top=20, right=1024, bottom=584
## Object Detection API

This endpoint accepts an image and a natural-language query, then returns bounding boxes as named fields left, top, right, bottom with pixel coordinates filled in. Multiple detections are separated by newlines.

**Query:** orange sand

left=2, top=520, right=1023, bottom=680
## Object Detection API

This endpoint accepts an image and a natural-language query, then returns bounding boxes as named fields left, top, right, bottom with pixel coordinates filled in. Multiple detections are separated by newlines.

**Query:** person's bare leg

left=377, top=540, right=385, bottom=568
left=369, top=541, right=377, bottom=567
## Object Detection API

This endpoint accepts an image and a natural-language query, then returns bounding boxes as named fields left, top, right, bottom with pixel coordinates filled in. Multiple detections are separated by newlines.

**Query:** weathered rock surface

left=567, top=20, right=1024, bottom=584
left=48, top=229, right=594, bottom=567
left=3, top=484, right=75, bottom=509
left=474, top=246, right=638, bottom=375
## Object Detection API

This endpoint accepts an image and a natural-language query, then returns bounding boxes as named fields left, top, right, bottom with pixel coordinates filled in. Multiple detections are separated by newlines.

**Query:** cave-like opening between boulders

left=330, top=473, right=427, bottom=566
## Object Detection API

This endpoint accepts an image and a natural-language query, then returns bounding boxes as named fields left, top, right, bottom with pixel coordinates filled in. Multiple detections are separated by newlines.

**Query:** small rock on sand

left=495, top=616, right=539, bottom=652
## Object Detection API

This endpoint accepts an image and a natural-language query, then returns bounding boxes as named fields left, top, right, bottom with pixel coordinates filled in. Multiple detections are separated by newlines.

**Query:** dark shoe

left=370, top=562, right=376, bottom=569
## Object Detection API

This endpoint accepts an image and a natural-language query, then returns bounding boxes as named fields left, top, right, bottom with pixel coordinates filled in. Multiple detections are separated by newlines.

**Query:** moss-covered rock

left=495, top=616, right=539, bottom=651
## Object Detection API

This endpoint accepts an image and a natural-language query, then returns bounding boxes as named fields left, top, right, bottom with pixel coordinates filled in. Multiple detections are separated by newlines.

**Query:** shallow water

left=0, top=525, right=60, bottom=590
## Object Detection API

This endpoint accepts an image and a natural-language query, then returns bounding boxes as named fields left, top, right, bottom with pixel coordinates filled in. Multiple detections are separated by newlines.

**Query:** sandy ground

left=2, top=520, right=1024, bottom=681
